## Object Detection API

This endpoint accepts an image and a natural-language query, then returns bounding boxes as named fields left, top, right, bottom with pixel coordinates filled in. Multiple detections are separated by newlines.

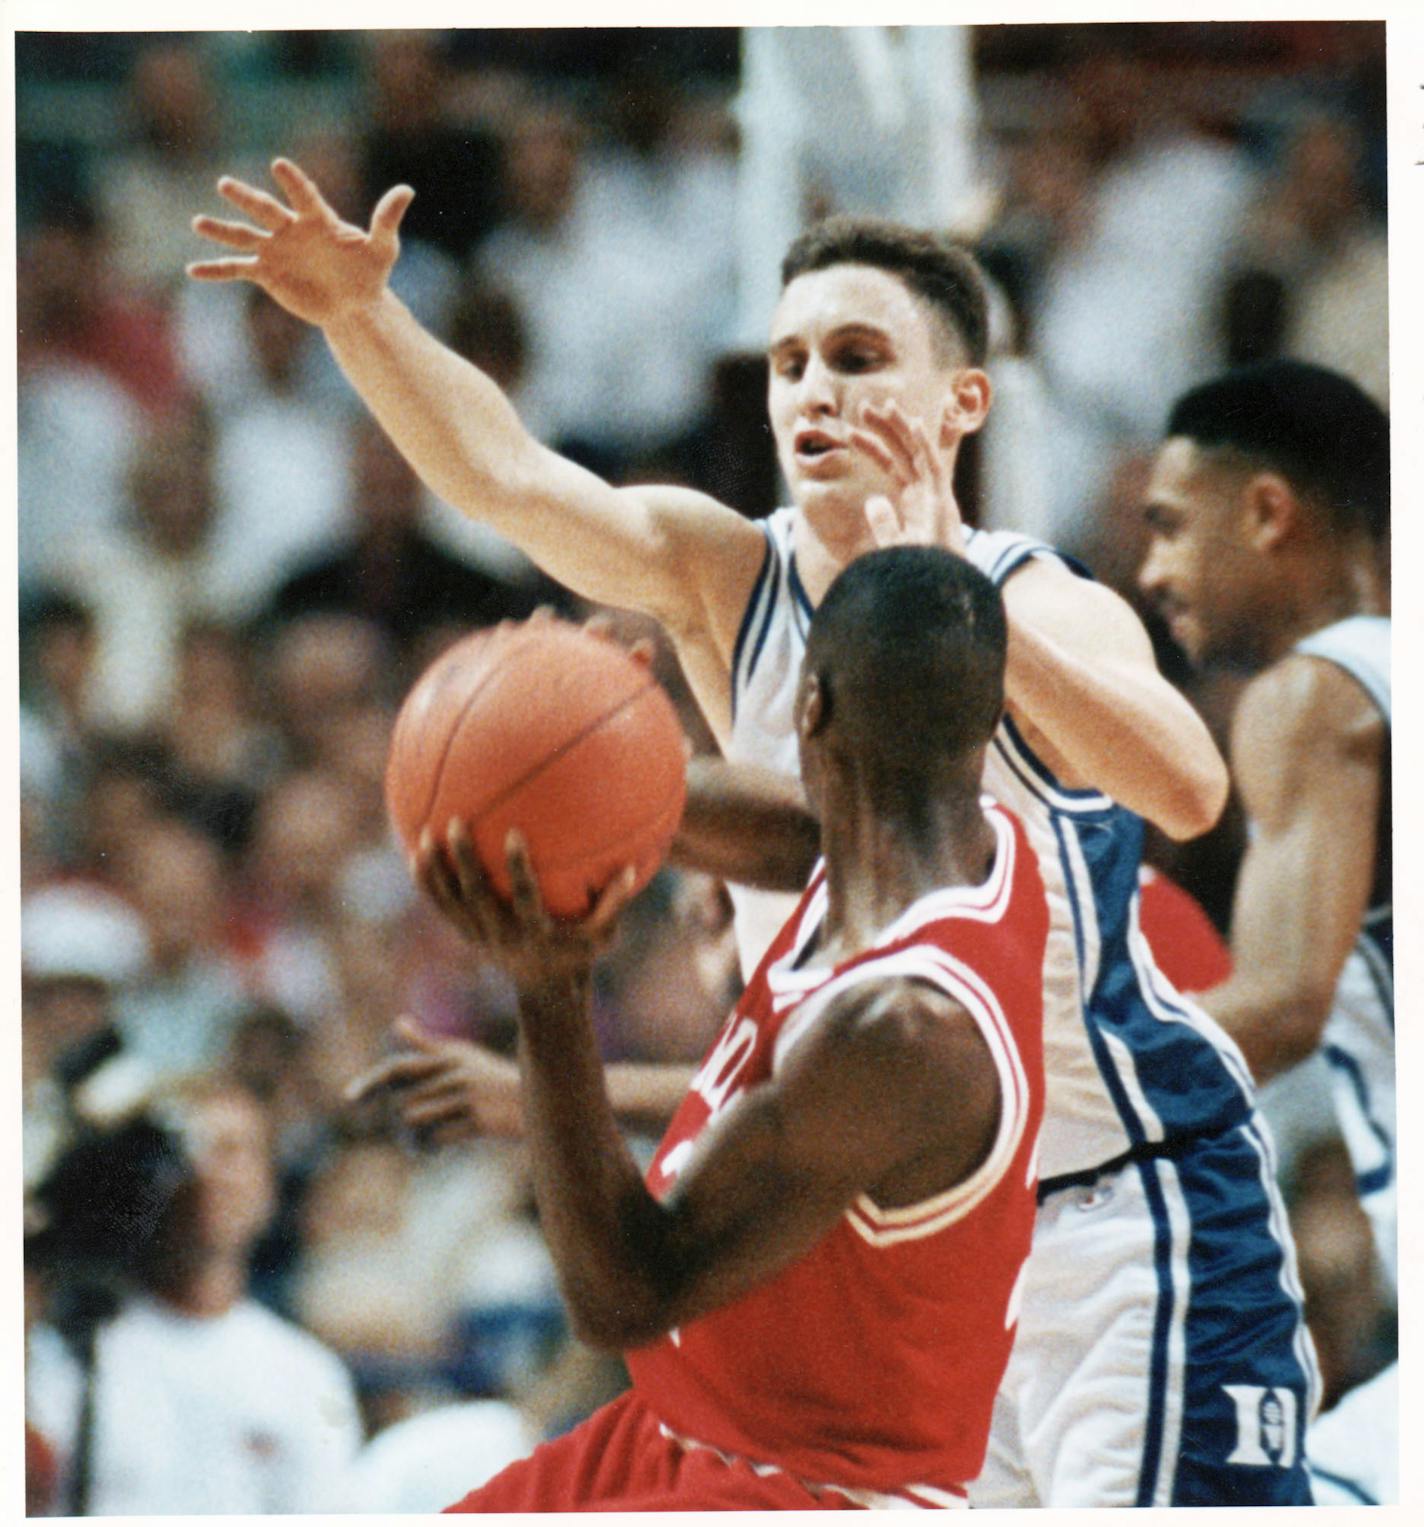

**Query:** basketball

left=385, top=619, right=687, bottom=918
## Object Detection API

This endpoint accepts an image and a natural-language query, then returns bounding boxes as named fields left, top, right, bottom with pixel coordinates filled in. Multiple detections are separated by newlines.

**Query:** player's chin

left=792, top=466, right=872, bottom=514
left=1165, top=611, right=1209, bottom=667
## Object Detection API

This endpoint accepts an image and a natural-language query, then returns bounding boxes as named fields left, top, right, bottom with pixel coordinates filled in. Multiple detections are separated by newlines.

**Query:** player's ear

left=1244, top=472, right=1301, bottom=552
left=797, top=671, right=829, bottom=742
left=939, top=368, right=992, bottom=443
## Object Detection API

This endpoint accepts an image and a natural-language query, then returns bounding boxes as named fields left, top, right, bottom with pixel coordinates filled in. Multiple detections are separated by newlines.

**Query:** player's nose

left=1136, top=540, right=1166, bottom=598
left=796, top=353, right=838, bottom=414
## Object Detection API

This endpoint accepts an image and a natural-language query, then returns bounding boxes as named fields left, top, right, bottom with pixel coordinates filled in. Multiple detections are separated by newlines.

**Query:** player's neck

left=790, top=500, right=878, bottom=606
left=1259, top=542, right=1387, bottom=665
left=817, top=786, right=995, bottom=962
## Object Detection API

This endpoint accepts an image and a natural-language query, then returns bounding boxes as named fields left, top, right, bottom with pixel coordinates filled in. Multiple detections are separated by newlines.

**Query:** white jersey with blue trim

left=724, top=508, right=814, bottom=980
left=724, top=510, right=1256, bottom=1181
left=1293, top=615, right=1394, bottom=1292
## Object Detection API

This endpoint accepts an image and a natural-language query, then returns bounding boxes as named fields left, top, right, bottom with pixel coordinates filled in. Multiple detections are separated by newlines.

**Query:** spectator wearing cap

left=22, top=884, right=153, bottom=1188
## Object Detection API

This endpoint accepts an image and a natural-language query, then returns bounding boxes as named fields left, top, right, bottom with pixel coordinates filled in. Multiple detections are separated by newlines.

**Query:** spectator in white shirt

left=27, top=1076, right=362, bottom=1515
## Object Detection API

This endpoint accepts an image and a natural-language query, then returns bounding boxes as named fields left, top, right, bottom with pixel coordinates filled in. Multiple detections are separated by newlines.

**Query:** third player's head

left=769, top=218, right=992, bottom=549
left=1138, top=360, right=1388, bottom=670
left=797, top=545, right=1006, bottom=821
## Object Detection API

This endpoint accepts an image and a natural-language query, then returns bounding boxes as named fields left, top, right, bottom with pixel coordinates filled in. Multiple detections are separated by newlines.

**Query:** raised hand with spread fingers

left=189, top=157, right=414, bottom=326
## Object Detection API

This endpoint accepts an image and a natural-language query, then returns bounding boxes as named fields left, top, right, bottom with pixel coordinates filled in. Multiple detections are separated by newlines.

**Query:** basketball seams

left=445, top=672, right=667, bottom=837
left=400, top=629, right=521, bottom=838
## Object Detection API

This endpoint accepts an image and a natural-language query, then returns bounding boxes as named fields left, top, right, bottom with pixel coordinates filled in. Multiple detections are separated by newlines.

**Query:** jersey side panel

left=726, top=506, right=808, bottom=979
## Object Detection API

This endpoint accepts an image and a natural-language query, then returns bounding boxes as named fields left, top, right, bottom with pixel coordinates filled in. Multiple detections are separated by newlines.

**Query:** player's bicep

left=649, top=981, right=998, bottom=1323
left=999, top=555, right=1227, bottom=833
left=519, top=461, right=763, bottom=648
left=1000, top=556, right=1157, bottom=673
left=1227, top=662, right=1381, bottom=1004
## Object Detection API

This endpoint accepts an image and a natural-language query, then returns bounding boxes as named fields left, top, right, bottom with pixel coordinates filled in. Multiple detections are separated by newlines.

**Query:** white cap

left=22, top=884, right=150, bottom=987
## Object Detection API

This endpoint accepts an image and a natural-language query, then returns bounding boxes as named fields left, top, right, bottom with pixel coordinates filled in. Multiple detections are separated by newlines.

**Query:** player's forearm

left=322, top=292, right=665, bottom=611
left=1201, top=972, right=1332, bottom=1084
left=324, top=290, right=542, bottom=526
left=513, top=974, right=683, bottom=1350
left=603, top=1061, right=696, bottom=1134
left=670, top=757, right=820, bottom=891
left=1004, top=621, right=1227, bottom=839
left=1204, top=872, right=1354, bottom=1084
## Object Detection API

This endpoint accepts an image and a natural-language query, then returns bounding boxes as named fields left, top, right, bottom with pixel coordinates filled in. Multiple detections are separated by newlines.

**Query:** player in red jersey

left=414, top=545, right=1047, bottom=1511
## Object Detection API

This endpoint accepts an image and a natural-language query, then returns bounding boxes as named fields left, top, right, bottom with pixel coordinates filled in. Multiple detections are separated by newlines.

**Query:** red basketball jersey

left=626, top=800, right=1047, bottom=1500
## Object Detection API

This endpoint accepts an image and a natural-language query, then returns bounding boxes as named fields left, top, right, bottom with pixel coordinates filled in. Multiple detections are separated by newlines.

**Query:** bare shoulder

left=799, top=975, right=997, bottom=1122
left=623, top=481, right=764, bottom=547
left=1231, top=653, right=1386, bottom=829
left=803, top=975, right=1006, bottom=1208
left=1234, top=652, right=1385, bottom=760
left=617, top=481, right=768, bottom=650
left=823, top=974, right=985, bottom=1055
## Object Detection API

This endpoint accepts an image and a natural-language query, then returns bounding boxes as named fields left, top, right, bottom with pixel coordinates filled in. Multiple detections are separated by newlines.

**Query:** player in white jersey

left=725, top=504, right=1318, bottom=1507
left=193, top=170, right=1314, bottom=1504
left=1139, top=359, right=1392, bottom=1504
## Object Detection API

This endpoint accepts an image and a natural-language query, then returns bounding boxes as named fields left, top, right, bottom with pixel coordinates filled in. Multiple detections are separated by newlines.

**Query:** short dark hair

left=780, top=217, right=990, bottom=366
left=1166, top=361, right=1389, bottom=540
left=806, top=546, right=1006, bottom=772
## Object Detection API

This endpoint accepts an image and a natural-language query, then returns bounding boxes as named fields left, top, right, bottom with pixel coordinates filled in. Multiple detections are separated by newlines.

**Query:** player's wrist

left=517, top=962, right=594, bottom=1005
left=321, top=284, right=401, bottom=339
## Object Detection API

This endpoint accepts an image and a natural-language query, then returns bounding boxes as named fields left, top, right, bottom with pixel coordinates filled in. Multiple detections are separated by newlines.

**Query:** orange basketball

left=386, top=620, right=687, bottom=918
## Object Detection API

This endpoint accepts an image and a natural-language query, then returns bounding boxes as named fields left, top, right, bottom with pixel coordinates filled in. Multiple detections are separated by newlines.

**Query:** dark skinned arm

left=346, top=1020, right=692, bottom=1144
left=1202, top=655, right=1384, bottom=1082
left=671, top=755, right=820, bottom=892
left=417, top=822, right=1000, bottom=1352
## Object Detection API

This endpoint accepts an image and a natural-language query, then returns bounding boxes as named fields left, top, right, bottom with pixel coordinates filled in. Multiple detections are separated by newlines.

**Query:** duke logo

left=1223, top=1385, right=1298, bottom=1468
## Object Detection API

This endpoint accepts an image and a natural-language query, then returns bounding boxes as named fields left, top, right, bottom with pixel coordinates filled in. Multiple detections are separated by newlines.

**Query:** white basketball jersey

left=1293, top=615, right=1394, bottom=1291
left=725, top=509, right=1256, bottom=1182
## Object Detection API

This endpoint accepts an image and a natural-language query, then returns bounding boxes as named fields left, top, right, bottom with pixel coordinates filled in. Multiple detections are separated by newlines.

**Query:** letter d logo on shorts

left=1223, top=1385, right=1298, bottom=1467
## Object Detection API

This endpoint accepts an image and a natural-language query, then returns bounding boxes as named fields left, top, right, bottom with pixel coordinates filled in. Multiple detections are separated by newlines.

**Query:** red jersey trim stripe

left=842, top=947, right=1031, bottom=1245
left=654, top=1422, right=969, bottom=1508
left=765, top=802, right=1016, bottom=1014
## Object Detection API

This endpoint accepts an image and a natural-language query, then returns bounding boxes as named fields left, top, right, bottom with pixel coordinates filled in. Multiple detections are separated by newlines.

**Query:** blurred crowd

left=17, top=24, right=1392, bottom=1515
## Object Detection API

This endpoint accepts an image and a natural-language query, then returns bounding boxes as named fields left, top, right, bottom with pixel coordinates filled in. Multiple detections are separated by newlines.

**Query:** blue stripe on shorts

left=1161, top=1124, right=1316, bottom=1506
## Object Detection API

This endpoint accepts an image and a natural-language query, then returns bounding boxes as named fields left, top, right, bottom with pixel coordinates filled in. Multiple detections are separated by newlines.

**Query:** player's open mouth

left=794, top=429, right=844, bottom=464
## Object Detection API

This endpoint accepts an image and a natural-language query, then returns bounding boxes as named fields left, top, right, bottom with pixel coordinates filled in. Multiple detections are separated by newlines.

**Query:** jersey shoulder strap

left=731, top=508, right=798, bottom=713
left=964, top=527, right=1091, bottom=588
left=1294, top=615, right=1390, bottom=724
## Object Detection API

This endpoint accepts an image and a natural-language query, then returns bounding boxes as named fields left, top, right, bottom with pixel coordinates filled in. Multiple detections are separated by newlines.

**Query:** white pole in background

left=732, top=26, right=982, bottom=348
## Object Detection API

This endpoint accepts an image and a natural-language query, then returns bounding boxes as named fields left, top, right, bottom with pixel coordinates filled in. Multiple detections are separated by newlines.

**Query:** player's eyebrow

left=766, top=321, right=893, bottom=360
